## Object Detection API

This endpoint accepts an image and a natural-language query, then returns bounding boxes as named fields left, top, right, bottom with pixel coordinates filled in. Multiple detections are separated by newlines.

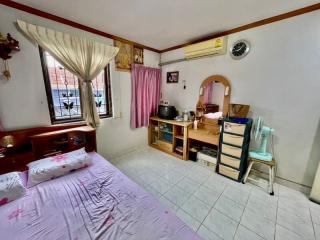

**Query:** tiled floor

left=110, top=147, right=319, bottom=240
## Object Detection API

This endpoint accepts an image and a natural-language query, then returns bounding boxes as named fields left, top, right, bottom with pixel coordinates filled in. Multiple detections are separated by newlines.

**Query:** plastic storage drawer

left=223, top=133, right=244, bottom=147
left=223, top=122, right=246, bottom=135
left=218, top=164, right=240, bottom=180
left=221, top=144, right=242, bottom=158
left=220, top=154, right=241, bottom=169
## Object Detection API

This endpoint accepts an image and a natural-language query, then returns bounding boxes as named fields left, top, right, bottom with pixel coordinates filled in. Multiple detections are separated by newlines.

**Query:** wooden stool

left=242, top=157, right=276, bottom=195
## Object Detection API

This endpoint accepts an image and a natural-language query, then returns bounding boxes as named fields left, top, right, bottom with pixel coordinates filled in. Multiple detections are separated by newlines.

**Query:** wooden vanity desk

left=187, top=75, right=232, bottom=158
left=188, top=128, right=219, bottom=146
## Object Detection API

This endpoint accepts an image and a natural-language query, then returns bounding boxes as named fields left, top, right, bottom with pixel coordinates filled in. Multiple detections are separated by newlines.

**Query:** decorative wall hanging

left=133, top=46, right=144, bottom=64
left=0, top=33, right=20, bottom=80
left=114, top=40, right=133, bottom=71
left=167, top=71, right=179, bottom=83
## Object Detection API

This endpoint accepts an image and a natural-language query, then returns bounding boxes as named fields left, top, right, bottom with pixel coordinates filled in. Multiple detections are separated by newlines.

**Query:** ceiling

left=13, top=0, right=320, bottom=51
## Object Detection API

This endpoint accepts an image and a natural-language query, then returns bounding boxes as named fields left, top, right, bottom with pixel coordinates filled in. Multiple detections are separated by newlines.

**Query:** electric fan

left=249, top=117, right=275, bottom=161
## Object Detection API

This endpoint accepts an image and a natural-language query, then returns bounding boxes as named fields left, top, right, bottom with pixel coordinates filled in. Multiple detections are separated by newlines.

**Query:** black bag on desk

left=216, top=117, right=253, bottom=182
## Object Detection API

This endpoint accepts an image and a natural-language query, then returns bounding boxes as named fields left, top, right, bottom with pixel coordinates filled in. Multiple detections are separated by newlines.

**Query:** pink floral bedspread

left=0, top=152, right=200, bottom=240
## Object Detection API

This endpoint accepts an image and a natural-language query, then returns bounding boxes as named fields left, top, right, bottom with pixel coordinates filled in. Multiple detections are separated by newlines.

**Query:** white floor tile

left=222, top=185, right=250, bottom=206
left=144, top=185, right=162, bottom=198
left=193, top=185, right=221, bottom=207
left=158, top=196, right=179, bottom=213
left=203, top=209, right=238, bottom=240
left=241, top=208, right=275, bottom=240
left=181, top=196, right=211, bottom=222
left=275, top=224, right=306, bottom=240
left=162, top=171, right=184, bottom=184
left=228, top=180, right=253, bottom=193
left=250, top=185, right=278, bottom=205
left=203, top=176, right=228, bottom=194
left=310, top=204, right=320, bottom=225
left=164, top=185, right=191, bottom=207
left=246, top=194, right=277, bottom=222
left=234, top=225, right=265, bottom=240
left=187, top=170, right=210, bottom=184
left=314, top=223, right=320, bottom=240
left=176, top=209, right=201, bottom=232
left=111, top=147, right=317, bottom=240
left=139, top=172, right=158, bottom=184
left=197, top=225, right=222, bottom=240
left=277, top=208, right=315, bottom=240
left=278, top=197, right=311, bottom=223
left=214, top=195, right=245, bottom=222
left=176, top=176, right=201, bottom=194
left=149, top=178, right=173, bottom=194
left=278, top=184, right=309, bottom=202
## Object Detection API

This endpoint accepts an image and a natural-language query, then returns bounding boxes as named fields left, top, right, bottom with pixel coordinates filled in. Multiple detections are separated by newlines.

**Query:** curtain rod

left=159, top=53, right=221, bottom=66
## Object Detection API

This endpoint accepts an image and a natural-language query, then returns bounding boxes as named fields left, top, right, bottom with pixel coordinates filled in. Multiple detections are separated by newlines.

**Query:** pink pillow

left=27, top=148, right=91, bottom=188
left=0, top=172, right=26, bottom=206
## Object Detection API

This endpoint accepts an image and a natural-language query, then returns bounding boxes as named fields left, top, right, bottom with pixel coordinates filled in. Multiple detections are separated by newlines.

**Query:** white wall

left=0, top=5, right=160, bottom=159
left=161, top=11, right=320, bottom=187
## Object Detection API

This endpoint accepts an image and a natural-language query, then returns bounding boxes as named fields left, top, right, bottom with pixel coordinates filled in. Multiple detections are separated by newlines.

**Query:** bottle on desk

left=193, top=119, right=199, bottom=130
left=183, top=110, right=189, bottom=122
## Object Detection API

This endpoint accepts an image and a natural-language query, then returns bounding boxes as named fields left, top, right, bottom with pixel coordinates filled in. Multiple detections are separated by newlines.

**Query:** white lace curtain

left=17, top=20, right=119, bottom=128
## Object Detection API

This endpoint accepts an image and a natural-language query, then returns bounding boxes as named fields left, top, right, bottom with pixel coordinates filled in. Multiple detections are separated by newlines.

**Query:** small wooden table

left=149, top=117, right=192, bottom=160
left=243, top=157, right=276, bottom=195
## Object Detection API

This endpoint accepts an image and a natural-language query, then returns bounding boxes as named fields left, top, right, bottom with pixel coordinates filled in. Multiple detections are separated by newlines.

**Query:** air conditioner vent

left=184, top=36, right=228, bottom=59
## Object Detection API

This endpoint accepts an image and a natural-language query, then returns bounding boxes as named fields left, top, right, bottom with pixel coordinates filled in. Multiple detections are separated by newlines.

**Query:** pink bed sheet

left=0, top=152, right=201, bottom=240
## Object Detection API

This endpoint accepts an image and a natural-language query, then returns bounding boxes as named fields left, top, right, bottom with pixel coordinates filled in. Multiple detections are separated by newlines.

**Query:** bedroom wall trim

left=1, top=1, right=319, bottom=54
left=160, top=2, right=320, bottom=53
left=0, top=0, right=161, bottom=53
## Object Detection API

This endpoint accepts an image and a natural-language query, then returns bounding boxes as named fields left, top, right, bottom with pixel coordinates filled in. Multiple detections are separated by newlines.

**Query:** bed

left=0, top=152, right=200, bottom=240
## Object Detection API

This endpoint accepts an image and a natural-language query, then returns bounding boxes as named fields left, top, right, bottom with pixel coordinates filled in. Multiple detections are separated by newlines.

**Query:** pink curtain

left=130, top=64, right=161, bottom=129
left=203, top=83, right=213, bottom=104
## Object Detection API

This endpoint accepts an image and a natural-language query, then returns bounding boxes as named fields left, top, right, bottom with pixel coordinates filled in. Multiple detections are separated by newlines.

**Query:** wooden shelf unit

left=175, top=135, right=184, bottom=140
left=30, top=126, right=96, bottom=159
left=149, top=117, right=192, bottom=160
left=0, top=123, right=96, bottom=174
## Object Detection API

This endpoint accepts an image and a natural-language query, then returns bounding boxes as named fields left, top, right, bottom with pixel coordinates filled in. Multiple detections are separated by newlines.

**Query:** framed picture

left=167, top=71, right=179, bottom=83
left=114, top=40, right=133, bottom=71
left=133, top=46, right=144, bottom=64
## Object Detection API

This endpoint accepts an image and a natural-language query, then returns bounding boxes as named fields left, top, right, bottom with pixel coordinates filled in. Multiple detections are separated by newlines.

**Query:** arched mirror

left=196, top=75, right=231, bottom=132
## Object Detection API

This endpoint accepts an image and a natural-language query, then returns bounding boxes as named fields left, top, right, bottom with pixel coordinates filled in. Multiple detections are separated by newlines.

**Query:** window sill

left=51, top=120, right=86, bottom=127
left=51, top=114, right=113, bottom=125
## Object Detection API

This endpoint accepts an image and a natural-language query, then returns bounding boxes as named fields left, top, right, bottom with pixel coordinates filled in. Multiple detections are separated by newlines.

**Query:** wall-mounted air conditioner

left=184, top=36, right=228, bottom=59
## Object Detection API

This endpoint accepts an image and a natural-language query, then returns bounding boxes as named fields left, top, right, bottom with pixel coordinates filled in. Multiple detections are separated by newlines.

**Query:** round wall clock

left=230, top=40, right=250, bottom=60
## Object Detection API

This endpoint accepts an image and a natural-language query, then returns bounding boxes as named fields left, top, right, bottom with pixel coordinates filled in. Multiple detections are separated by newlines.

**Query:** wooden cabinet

left=0, top=152, right=34, bottom=173
left=30, top=126, right=96, bottom=159
left=0, top=124, right=96, bottom=174
left=149, top=117, right=192, bottom=160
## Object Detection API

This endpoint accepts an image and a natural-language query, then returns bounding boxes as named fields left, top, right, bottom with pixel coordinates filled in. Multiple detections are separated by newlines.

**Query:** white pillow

left=27, top=148, right=91, bottom=188
left=0, top=172, right=26, bottom=206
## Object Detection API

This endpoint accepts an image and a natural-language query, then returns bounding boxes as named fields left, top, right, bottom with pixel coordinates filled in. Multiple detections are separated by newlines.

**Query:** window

left=39, top=48, right=112, bottom=124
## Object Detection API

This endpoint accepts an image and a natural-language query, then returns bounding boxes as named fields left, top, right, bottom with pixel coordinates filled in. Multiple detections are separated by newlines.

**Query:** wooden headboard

left=0, top=123, right=96, bottom=174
